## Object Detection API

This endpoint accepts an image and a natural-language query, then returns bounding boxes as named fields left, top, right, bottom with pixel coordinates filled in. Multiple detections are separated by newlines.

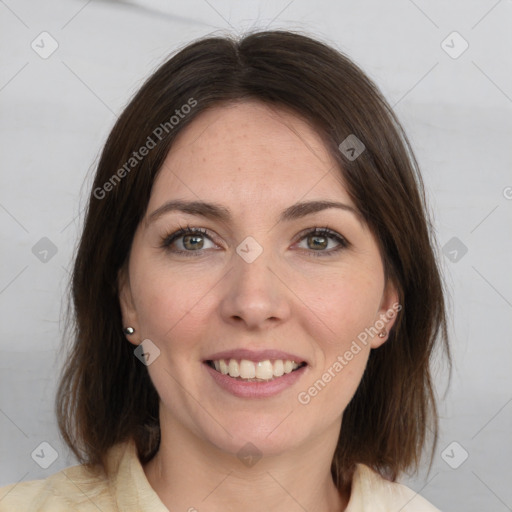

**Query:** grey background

left=1, top=1, right=511, bottom=510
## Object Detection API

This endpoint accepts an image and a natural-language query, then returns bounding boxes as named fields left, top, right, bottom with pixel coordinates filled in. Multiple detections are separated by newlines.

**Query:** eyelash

left=159, top=224, right=349, bottom=258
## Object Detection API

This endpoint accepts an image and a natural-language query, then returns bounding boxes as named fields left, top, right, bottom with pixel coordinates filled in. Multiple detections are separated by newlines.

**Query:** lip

left=203, top=361, right=308, bottom=398
left=203, top=349, right=307, bottom=364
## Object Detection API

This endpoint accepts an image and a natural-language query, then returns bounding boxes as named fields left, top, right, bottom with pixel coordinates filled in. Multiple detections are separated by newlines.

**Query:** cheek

left=299, top=307, right=374, bottom=420
left=303, top=264, right=384, bottom=344
left=129, top=253, right=225, bottom=365
left=294, top=265, right=382, bottom=410
left=134, top=276, right=177, bottom=338
left=323, top=352, right=369, bottom=417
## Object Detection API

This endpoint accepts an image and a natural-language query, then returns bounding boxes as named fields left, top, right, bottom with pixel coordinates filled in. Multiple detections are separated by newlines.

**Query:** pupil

left=310, top=235, right=327, bottom=250
left=184, top=234, right=203, bottom=250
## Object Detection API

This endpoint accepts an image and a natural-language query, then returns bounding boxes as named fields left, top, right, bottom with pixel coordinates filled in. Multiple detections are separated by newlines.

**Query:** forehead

left=149, top=100, right=352, bottom=211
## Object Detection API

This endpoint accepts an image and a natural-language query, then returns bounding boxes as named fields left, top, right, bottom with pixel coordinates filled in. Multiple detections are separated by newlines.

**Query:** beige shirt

left=0, top=438, right=440, bottom=511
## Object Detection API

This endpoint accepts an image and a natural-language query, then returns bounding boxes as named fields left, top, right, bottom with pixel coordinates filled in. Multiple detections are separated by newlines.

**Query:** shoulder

left=0, top=438, right=166, bottom=512
left=0, top=462, right=114, bottom=511
left=348, top=463, right=442, bottom=512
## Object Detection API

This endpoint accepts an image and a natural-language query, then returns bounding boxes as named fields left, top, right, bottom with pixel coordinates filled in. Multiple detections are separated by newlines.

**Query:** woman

left=0, top=30, right=450, bottom=511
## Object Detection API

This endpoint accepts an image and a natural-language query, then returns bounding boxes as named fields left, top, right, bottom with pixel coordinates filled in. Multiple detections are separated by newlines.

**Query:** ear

left=370, top=279, right=401, bottom=349
left=118, top=265, right=140, bottom=347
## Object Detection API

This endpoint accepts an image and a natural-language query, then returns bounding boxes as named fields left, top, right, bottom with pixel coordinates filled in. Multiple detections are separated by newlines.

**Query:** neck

left=143, top=413, right=349, bottom=512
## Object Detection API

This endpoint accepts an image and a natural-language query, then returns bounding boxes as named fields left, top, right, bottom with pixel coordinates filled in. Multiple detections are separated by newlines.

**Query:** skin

left=118, top=100, right=398, bottom=512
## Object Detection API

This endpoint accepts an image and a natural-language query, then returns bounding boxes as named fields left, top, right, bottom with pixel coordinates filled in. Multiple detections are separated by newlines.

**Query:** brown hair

left=56, top=29, right=450, bottom=490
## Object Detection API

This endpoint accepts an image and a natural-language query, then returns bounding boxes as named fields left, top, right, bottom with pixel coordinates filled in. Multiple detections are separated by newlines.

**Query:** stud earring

left=378, top=330, right=387, bottom=338
left=123, top=327, right=135, bottom=335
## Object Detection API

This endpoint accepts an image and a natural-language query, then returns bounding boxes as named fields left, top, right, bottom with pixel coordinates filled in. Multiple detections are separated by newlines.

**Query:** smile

left=206, top=358, right=307, bottom=382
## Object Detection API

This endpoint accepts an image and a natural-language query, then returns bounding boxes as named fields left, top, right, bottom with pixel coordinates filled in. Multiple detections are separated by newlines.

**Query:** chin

left=198, top=414, right=309, bottom=460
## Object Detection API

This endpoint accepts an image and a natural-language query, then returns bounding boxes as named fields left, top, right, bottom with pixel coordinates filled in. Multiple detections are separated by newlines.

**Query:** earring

left=123, top=327, right=135, bottom=335
left=378, top=330, right=387, bottom=338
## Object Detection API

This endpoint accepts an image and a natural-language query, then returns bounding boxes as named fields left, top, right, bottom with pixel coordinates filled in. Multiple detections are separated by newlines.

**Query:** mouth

left=204, top=358, right=308, bottom=382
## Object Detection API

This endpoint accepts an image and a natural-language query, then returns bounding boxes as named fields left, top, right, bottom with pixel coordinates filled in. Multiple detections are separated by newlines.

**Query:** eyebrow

left=147, top=199, right=360, bottom=227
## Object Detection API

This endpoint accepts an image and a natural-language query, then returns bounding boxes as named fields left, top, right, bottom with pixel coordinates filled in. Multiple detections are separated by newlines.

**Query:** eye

left=295, top=227, right=349, bottom=257
left=160, top=225, right=217, bottom=257
left=160, top=225, right=349, bottom=258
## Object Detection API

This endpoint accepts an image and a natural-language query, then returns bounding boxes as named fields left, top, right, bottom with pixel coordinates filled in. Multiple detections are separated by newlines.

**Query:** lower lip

left=203, top=362, right=307, bottom=398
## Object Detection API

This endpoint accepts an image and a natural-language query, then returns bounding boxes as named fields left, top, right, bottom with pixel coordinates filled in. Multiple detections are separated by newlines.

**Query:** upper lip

left=204, top=349, right=307, bottom=364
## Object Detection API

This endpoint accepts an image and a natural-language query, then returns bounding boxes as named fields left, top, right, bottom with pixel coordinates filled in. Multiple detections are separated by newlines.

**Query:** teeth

left=273, top=359, right=284, bottom=377
left=210, top=358, right=302, bottom=380
left=239, top=359, right=256, bottom=378
left=228, top=359, right=240, bottom=377
left=255, top=360, right=273, bottom=380
left=219, top=360, right=229, bottom=375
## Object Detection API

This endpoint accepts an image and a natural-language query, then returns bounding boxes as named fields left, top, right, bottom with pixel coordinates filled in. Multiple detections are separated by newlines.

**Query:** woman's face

left=119, top=100, right=398, bottom=459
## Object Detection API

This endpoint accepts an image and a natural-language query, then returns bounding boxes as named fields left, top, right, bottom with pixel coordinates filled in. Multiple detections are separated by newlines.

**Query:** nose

left=218, top=246, right=291, bottom=330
